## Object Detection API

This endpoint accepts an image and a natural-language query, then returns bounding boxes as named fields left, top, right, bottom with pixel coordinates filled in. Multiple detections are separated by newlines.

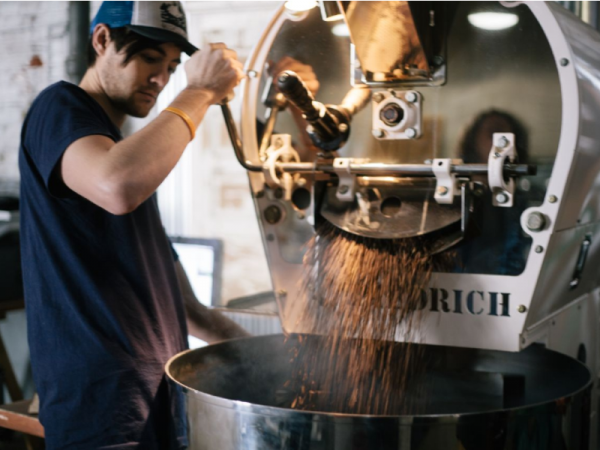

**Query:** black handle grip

left=276, top=70, right=320, bottom=121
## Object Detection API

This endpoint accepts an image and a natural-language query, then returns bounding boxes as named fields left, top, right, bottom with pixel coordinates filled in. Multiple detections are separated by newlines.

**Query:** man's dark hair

left=87, top=27, right=171, bottom=67
left=460, top=109, right=529, bottom=164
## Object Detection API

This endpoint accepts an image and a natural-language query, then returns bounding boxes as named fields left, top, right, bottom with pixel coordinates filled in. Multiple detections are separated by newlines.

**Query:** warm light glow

left=332, top=23, right=350, bottom=37
left=285, top=0, right=318, bottom=12
left=467, top=12, right=519, bottom=30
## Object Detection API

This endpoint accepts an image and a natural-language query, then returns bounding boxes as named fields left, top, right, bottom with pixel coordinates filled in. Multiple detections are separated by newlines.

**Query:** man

left=19, top=2, right=248, bottom=448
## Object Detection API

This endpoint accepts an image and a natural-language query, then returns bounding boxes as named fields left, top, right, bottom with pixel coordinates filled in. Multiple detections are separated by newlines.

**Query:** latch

left=433, top=158, right=462, bottom=204
left=488, top=133, right=516, bottom=208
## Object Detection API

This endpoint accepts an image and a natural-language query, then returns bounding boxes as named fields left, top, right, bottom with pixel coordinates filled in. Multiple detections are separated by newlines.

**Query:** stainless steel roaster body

left=167, top=2, right=600, bottom=449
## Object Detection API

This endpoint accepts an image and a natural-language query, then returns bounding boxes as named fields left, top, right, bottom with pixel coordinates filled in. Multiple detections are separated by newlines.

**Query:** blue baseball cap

left=90, top=1, right=198, bottom=56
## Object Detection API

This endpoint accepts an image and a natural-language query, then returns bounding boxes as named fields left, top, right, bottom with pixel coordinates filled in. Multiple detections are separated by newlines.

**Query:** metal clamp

left=488, top=133, right=516, bottom=207
left=333, top=158, right=356, bottom=201
left=263, top=134, right=300, bottom=201
left=432, top=158, right=462, bottom=204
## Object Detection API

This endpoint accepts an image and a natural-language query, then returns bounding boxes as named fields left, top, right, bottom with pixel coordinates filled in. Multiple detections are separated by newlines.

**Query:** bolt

left=405, top=91, right=418, bottom=103
left=372, top=129, right=385, bottom=138
left=264, top=205, right=282, bottom=224
left=518, top=305, right=527, bottom=313
left=373, top=92, right=385, bottom=103
left=560, top=58, right=569, bottom=67
left=437, top=186, right=449, bottom=196
left=405, top=128, right=417, bottom=139
left=338, top=185, right=350, bottom=194
left=548, top=195, right=558, bottom=203
left=247, top=69, right=258, bottom=78
left=535, top=245, right=544, bottom=253
left=496, top=136, right=509, bottom=148
left=495, top=192, right=509, bottom=204
left=526, top=212, right=546, bottom=232
left=338, top=123, right=348, bottom=133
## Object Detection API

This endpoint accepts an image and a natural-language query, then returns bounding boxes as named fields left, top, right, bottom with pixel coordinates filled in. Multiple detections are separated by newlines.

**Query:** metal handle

left=220, top=102, right=262, bottom=172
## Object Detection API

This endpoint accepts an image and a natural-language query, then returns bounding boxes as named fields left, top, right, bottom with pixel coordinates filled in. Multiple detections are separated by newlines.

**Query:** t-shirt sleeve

left=23, top=85, right=116, bottom=198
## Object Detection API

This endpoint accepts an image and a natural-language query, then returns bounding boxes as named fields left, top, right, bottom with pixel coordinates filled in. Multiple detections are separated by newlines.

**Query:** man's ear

left=91, top=24, right=111, bottom=59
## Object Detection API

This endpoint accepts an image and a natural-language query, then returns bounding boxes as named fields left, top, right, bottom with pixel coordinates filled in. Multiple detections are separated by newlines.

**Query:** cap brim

left=127, top=25, right=198, bottom=56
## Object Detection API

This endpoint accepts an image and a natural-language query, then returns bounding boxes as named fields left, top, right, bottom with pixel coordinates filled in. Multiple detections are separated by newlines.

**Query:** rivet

left=560, top=58, right=569, bottom=67
left=535, top=245, right=544, bottom=253
left=518, top=305, right=527, bottom=313
left=338, top=185, right=349, bottom=194
left=548, top=195, right=558, bottom=203
left=495, top=136, right=509, bottom=148
left=437, top=186, right=448, bottom=196
left=405, top=128, right=417, bottom=139
left=247, top=69, right=258, bottom=78
left=405, top=91, right=418, bottom=103
left=338, top=123, right=348, bottom=133
left=495, top=192, right=509, bottom=204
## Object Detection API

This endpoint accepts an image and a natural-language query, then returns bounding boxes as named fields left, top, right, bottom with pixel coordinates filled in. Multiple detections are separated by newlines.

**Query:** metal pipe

left=65, top=1, right=90, bottom=84
left=275, top=162, right=535, bottom=177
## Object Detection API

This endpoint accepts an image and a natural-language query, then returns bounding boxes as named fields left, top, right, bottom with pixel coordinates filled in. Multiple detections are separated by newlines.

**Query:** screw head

left=338, top=185, right=350, bottom=194
left=373, top=92, right=385, bottom=103
left=405, top=91, right=418, bottom=103
left=405, top=127, right=417, bottom=139
left=495, top=136, right=509, bottom=148
left=518, top=305, right=527, bottom=313
left=495, top=192, right=509, bottom=204
left=338, top=123, right=348, bottom=133
left=535, top=245, right=544, bottom=253
left=526, top=212, right=546, bottom=232
left=436, top=186, right=449, bottom=196
left=548, top=195, right=558, bottom=203
left=560, top=58, right=569, bottom=67
left=247, top=69, right=258, bottom=78
left=372, top=129, right=385, bottom=138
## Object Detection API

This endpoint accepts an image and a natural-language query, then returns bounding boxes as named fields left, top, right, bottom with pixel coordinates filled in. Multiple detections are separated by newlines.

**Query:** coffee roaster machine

left=167, top=2, right=600, bottom=448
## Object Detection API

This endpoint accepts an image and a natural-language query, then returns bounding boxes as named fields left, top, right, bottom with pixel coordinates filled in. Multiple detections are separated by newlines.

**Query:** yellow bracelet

left=165, top=106, right=196, bottom=140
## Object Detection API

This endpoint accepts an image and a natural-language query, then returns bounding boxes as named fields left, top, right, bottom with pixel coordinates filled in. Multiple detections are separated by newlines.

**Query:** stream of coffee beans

left=286, top=220, right=448, bottom=415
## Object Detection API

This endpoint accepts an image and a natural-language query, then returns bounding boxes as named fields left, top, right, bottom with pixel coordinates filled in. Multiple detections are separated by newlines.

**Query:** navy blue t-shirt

left=19, top=81, right=189, bottom=449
